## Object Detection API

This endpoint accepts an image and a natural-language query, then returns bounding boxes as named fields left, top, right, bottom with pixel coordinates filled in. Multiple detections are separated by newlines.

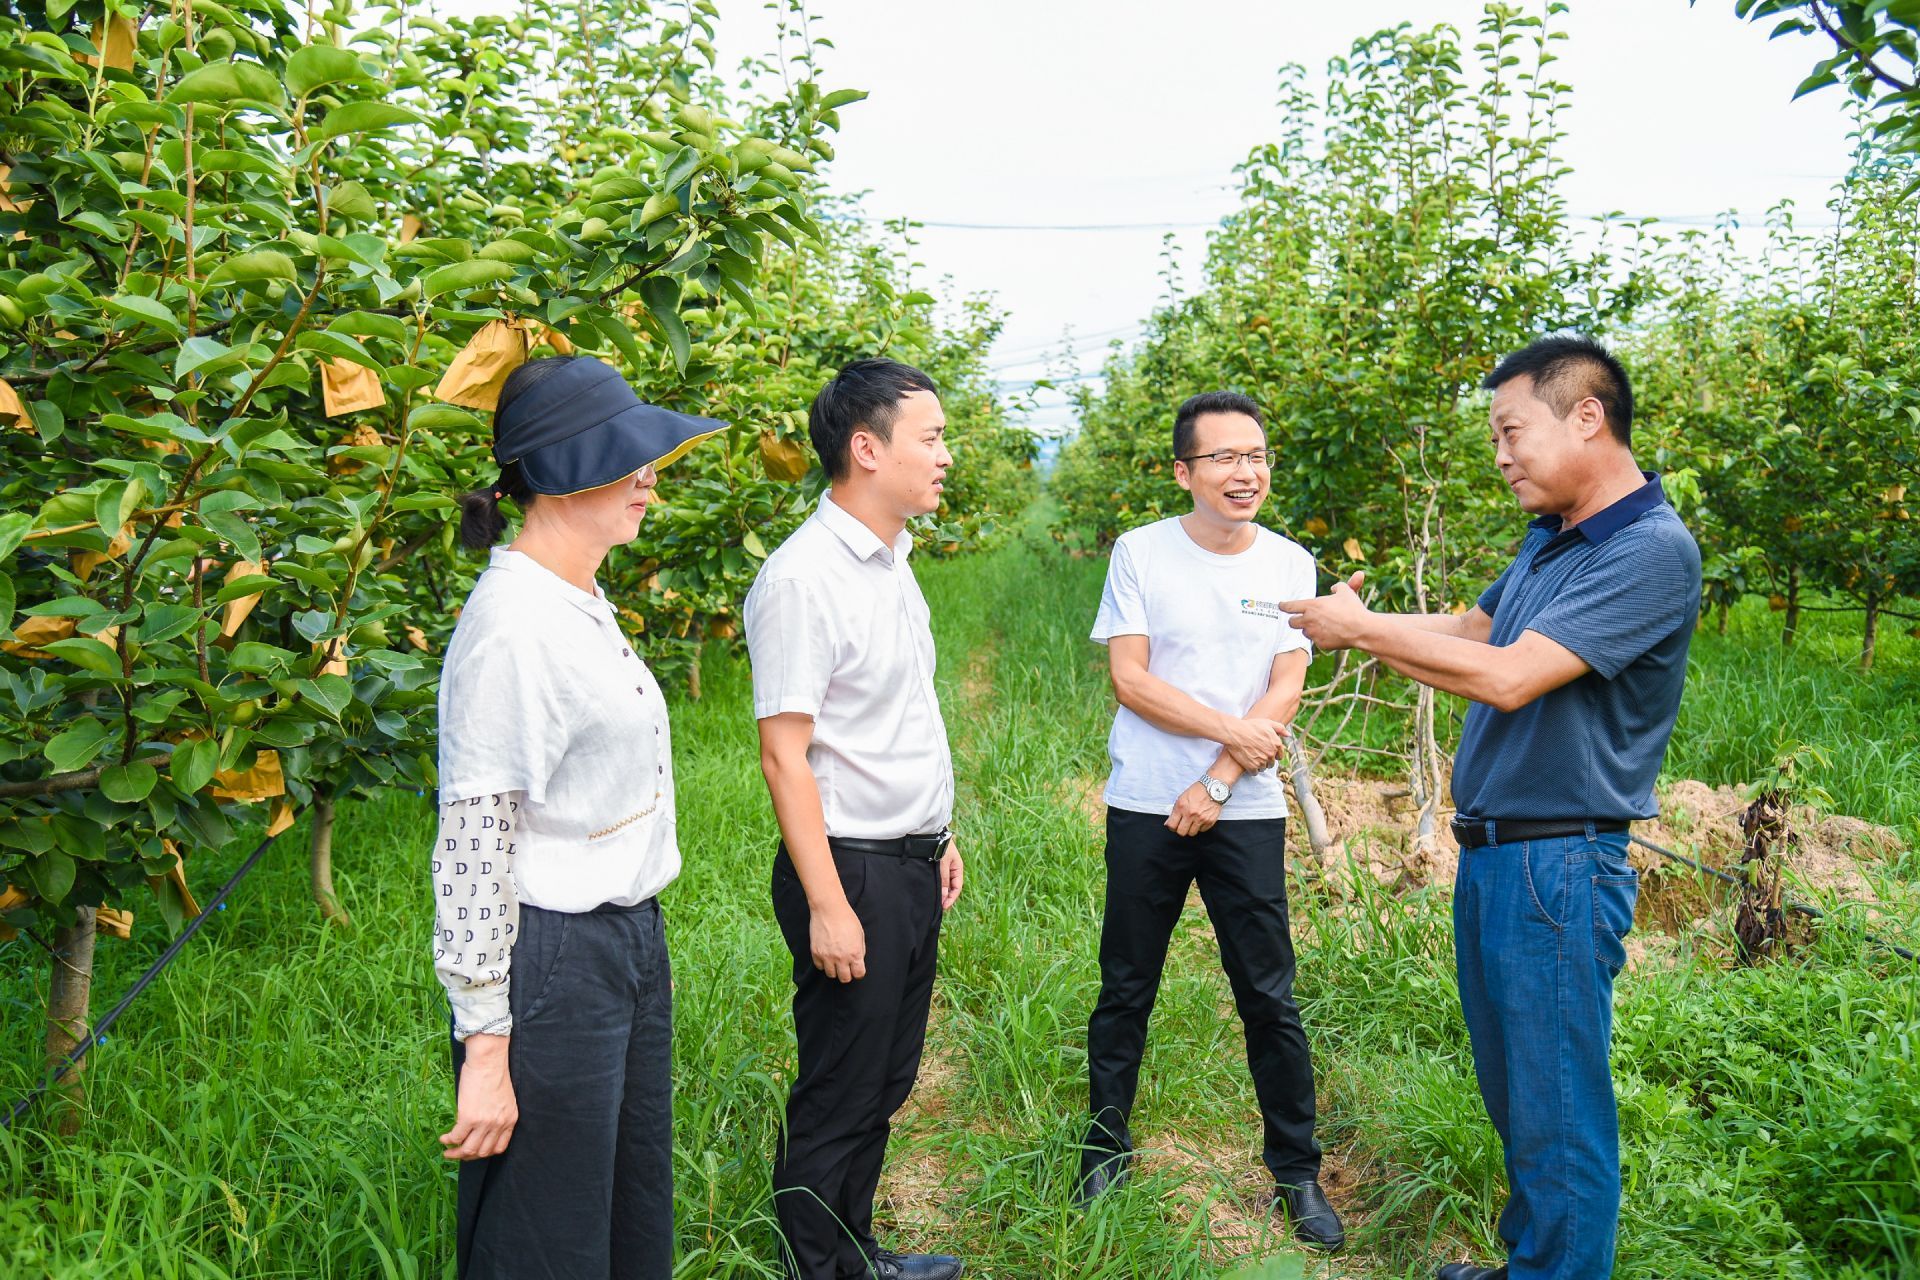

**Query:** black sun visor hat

left=492, top=356, right=727, bottom=496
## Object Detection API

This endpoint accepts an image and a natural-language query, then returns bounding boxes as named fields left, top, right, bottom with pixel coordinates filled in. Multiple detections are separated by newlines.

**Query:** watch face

left=1205, top=779, right=1230, bottom=803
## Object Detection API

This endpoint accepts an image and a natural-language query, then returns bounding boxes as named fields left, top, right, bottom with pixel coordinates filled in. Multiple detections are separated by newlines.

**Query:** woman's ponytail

left=459, top=461, right=531, bottom=550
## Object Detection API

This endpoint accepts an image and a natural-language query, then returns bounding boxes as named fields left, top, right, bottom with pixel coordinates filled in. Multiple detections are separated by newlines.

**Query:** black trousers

left=770, top=843, right=944, bottom=1280
left=452, top=900, right=673, bottom=1280
left=1085, top=807, right=1322, bottom=1185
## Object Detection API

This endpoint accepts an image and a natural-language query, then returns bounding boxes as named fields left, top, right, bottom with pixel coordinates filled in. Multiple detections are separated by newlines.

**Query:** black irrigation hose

left=1630, top=833, right=1919, bottom=964
left=2, top=828, right=283, bottom=1130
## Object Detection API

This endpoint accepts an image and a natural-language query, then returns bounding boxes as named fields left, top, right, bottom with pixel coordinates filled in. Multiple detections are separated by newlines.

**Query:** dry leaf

left=0, top=165, right=24, bottom=214
left=0, top=378, right=30, bottom=432
left=82, top=16, right=138, bottom=70
left=95, top=906, right=134, bottom=940
left=158, top=840, right=201, bottom=919
left=400, top=214, right=424, bottom=242
left=266, top=796, right=296, bottom=838
left=618, top=606, right=648, bottom=634
left=0, top=885, right=28, bottom=911
left=313, top=644, right=349, bottom=678
left=433, top=318, right=528, bottom=410
left=758, top=431, right=811, bottom=482
left=74, top=527, right=133, bottom=581
left=1302, top=517, right=1329, bottom=538
left=320, top=358, right=385, bottom=417
left=328, top=421, right=386, bottom=475
left=221, top=560, right=270, bottom=637
left=211, top=749, right=286, bottom=802
left=535, top=324, right=575, bottom=356
left=1342, top=536, right=1366, bottom=562
left=404, top=624, right=429, bottom=651
left=2, top=614, right=77, bottom=658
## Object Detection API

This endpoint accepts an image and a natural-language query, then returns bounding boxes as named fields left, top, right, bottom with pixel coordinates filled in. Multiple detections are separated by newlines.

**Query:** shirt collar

left=817, top=491, right=912, bottom=564
left=1528, top=472, right=1667, bottom=544
left=488, top=546, right=611, bottom=619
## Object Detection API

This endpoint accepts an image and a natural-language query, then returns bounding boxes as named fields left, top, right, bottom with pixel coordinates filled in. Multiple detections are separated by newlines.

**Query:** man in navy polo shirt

left=1281, top=334, right=1700, bottom=1280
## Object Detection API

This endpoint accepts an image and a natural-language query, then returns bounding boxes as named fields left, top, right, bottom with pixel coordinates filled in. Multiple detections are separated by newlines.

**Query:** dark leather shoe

left=1073, top=1148, right=1133, bottom=1206
left=1272, top=1179, right=1345, bottom=1251
left=868, top=1248, right=964, bottom=1280
left=1435, top=1264, right=1506, bottom=1280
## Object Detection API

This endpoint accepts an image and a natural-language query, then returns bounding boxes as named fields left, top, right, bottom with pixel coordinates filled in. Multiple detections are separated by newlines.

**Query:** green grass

left=1, top=525, right=1915, bottom=1277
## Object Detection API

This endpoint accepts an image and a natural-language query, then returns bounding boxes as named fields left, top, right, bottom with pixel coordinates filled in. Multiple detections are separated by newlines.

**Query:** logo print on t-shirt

left=1240, top=598, right=1283, bottom=619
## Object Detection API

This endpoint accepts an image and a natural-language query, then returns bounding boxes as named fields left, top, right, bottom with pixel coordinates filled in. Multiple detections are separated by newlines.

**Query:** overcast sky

left=698, top=0, right=1857, bottom=438
left=436, top=0, right=1860, bottom=436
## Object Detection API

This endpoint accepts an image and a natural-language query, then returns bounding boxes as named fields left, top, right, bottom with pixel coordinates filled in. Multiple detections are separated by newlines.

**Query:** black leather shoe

left=1435, top=1264, right=1506, bottom=1280
left=1073, top=1148, right=1133, bottom=1207
left=1272, top=1180, right=1345, bottom=1251
left=868, top=1248, right=964, bottom=1280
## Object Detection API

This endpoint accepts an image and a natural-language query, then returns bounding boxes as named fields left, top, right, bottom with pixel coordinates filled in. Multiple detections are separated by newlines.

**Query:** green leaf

left=641, top=274, right=689, bottom=371
left=100, top=761, right=159, bottom=804
left=26, top=850, right=76, bottom=907
left=171, top=736, right=219, bottom=795
left=0, top=512, right=33, bottom=561
left=421, top=259, right=515, bottom=298
left=286, top=43, right=368, bottom=99
left=138, top=603, right=203, bottom=644
left=206, top=250, right=298, bottom=288
left=820, top=88, right=869, bottom=111
left=742, top=529, right=767, bottom=558
left=46, top=720, right=113, bottom=772
left=0, top=571, right=13, bottom=637
left=105, top=292, right=185, bottom=336
left=296, top=675, right=353, bottom=718
left=310, top=101, right=427, bottom=144
left=42, top=638, right=123, bottom=676
left=590, top=310, right=644, bottom=369
left=165, top=59, right=286, bottom=109
left=406, top=404, right=485, bottom=431
left=201, top=509, right=262, bottom=561
left=329, top=311, right=410, bottom=344
left=174, top=336, right=244, bottom=381
left=1220, top=1254, right=1305, bottom=1280
left=327, top=180, right=377, bottom=221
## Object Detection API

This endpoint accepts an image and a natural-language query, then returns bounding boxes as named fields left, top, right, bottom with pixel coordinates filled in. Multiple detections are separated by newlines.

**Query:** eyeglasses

left=1175, top=449, right=1272, bottom=469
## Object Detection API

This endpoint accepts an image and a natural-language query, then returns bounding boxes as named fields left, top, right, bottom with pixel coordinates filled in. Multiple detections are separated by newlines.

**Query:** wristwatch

left=1200, top=773, right=1232, bottom=805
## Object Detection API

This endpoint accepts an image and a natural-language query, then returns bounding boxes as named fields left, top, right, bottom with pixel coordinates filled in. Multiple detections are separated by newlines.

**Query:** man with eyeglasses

left=1074, top=391, right=1343, bottom=1252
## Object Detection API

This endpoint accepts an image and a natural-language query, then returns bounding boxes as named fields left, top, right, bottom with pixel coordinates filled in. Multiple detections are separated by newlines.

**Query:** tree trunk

left=1716, top=599, right=1729, bottom=635
left=1286, top=734, right=1332, bottom=866
left=311, top=787, right=348, bottom=926
left=1782, top=566, right=1800, bottom=648
left=44, top=906, right=98, bottom=1136
left=1862, top=588, right=1879, bottom=673
left=686, top=651, right=701, bottom=701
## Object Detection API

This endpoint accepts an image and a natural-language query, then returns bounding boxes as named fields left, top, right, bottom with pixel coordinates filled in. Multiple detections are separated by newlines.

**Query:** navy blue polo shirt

left=1452, top=474, right=1702, bottom=823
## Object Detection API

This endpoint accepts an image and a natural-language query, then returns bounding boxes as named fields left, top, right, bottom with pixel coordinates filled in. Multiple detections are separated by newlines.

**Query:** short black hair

left=808, top=359, right=939, bottom=480
left=1482, top=333, right=1634, bottom=446
left=1173, top=391, right=1263, bottom=459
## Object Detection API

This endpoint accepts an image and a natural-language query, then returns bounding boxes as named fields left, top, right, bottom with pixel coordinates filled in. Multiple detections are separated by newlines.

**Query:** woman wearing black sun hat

left=428, top=354, right=725, bottom=1279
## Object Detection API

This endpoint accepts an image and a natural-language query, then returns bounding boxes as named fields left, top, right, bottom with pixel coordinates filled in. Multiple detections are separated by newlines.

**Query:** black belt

left=827, top=830, right=951, bottom=862
left=1451, top=817, right=1629, bottom=849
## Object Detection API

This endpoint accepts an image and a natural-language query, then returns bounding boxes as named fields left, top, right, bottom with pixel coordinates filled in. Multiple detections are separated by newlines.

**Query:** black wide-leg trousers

left=452, top=900, right=673, bottom=1280
left=1085, top=806, right=1322, bottom=1185
left=770, top=843, right=944, bottom=1280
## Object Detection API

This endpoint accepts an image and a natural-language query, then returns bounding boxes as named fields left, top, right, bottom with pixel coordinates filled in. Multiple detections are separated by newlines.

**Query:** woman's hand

left=440, top=1033, right=518, bottom=1160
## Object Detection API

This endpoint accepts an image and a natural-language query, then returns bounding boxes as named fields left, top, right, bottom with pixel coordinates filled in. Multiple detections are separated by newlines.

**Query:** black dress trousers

left=770, top=843, right=944, bottom=1280
left=452, top=900, right=674, bottom=1280
left=1085, top=806, right=1322, bottom=1185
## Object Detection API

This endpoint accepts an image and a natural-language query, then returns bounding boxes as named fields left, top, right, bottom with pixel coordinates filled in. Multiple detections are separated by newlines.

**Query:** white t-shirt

left=1090, top=517, right=1316, bottom=820
left=437, top=548, right=679, bottom=912
left=743, top=493, right=954, bottom=839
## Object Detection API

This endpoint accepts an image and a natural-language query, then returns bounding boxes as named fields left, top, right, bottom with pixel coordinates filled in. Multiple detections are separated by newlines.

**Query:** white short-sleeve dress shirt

left=743, top=493, right=955, bottom=839
left=1090, top=517, right=1316, bottom=820
left=432, top=548, right=679, bottom=1037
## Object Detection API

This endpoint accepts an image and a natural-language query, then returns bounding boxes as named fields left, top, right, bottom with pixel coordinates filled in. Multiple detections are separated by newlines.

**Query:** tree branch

left=0, top=754, right=171, bottom=800
left=1809, top=0, right=1917, bottom=95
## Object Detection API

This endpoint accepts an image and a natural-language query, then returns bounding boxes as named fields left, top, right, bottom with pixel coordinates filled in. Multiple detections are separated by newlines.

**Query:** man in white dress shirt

left=744, top=359, right=967, bottom=1280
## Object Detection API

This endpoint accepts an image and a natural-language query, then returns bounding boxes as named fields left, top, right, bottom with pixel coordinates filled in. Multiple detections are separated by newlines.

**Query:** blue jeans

left=1453, top=827, right=1638, bottom=1280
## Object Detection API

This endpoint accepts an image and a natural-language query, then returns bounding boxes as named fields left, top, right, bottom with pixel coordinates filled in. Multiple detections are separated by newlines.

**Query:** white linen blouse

left=431, top=548, right=679, bottom=1040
